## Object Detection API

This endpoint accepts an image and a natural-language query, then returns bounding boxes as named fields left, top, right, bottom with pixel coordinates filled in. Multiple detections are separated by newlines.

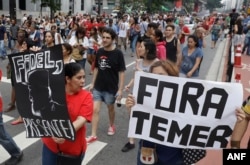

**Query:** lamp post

left=98, top=0, right=101, bottom=15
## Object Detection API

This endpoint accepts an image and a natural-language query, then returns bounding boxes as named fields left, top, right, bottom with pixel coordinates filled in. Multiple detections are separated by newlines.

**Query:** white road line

left=0, top=123, right=107, bottom=165
left=1, top=76, right=11, bottom=84
left=0, top=131, right=40, bottom=164
left=82, top=141, right=107, bottom=165
left=3, top=114, right=14, bottom=122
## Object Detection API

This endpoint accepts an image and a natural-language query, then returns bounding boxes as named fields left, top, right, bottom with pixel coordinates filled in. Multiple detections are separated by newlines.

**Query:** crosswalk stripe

left=0, top=114, right=107, bottom=165
left=3, top=114, right=14, bottom=122
left=82, top=141, right=107, bottom=165
left=1, top=76, right=11, bottom=84
left=0, top=131, right=40, bottom=164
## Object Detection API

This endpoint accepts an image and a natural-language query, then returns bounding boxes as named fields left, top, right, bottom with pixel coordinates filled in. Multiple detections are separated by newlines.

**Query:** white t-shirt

left=59, top=21, right=66, bottom=30
left=118, top=21, right=129, bottom=37
left=54, top=33, right=64, bottom=45
left=69, top=36, right=89, bottom=58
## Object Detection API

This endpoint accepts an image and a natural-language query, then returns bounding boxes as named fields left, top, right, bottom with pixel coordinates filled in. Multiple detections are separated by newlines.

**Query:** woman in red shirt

left=42, top=63, right=93, bottom=165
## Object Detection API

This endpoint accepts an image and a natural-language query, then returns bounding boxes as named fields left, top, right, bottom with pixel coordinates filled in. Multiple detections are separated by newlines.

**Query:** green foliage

left=182, top=0, right=195, bottom=12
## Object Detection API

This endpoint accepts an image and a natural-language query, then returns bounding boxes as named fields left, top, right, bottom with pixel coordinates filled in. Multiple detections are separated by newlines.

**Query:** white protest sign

left=128, top=71, right=243, bottom=149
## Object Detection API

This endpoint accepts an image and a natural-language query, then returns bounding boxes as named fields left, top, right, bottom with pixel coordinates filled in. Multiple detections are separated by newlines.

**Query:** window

left=19, top=0, right=26, bottom=10
left=0, top=0, right=2, bottom=10
left=81, top=0, right=84, bottom=11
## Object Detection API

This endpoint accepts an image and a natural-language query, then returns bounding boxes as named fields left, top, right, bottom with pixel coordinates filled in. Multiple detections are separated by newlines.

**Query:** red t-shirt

left=84, top=21, right=93, bottom=32
left=180, top=26, right=190, bottom=44
left=42, top=89, right=93, bottom=156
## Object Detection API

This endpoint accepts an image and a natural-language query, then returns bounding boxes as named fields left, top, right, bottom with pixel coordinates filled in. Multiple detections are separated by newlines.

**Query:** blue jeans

left=76, top=58, right=87, bottom=70
left=93, top=89, right=116, bottom=105
left=211, top=33, right=219, bottom=41
left=7, top=32, right=11, bottom=49
left=0, top=40, right=7, bottom=58
left=42, top=144, right=85, bottom=165
left=0, top=112, right=21, bottom=157
left=130, top=35, right=138, bottom=53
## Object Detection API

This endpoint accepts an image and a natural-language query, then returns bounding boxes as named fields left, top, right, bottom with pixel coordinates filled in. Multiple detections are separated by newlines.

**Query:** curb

left=205, top=39, right=228, bottom=81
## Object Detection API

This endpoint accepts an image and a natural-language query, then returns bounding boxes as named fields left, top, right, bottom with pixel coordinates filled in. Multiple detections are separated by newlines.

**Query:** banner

left=128, top=71, right=243, bottom=149
left=8, top=45, right=76, bottom=141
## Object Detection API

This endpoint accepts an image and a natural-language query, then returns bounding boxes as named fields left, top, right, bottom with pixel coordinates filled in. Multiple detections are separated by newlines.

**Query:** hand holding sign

left=128, top=71, right=243, bottom=149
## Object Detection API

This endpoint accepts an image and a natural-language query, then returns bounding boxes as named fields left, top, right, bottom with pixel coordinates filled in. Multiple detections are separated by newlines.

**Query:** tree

left=205, top=0, right=223, bottom=12
left=142, top=0, right=174, bottom=13
left=31, top=0, right=61, bottom=19
left=182, top=0, right=195, bottom=12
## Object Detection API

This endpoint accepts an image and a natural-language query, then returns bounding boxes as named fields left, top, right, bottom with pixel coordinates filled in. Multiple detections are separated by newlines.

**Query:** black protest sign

left=8, top=45, right=76, bottom=141
left=128, top=71, right=243, bottom=149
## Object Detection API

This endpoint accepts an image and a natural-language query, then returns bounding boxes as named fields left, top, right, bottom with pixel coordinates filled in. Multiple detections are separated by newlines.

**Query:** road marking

left=0, top=131, right=40, bottom=164
left=82, top=141, right=107, bottom=165
left=1, top=76, right=11, bottom=84
left=0, top=118, right=107, bottom=165
left=0, top=113, right=110, bottom=165
left=3, top=114, right=14, bottom=122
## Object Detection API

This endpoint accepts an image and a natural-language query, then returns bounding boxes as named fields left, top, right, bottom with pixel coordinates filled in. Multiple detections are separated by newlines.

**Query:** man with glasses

left=166, top=17, right=180, bottom=38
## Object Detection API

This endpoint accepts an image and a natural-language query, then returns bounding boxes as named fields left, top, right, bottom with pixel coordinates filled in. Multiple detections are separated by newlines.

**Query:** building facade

left=0, top=0, right=120, bottom=19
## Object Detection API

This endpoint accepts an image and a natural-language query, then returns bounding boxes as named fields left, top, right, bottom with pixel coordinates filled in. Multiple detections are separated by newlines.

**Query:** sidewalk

left=196, top=44, right=250, bottom=165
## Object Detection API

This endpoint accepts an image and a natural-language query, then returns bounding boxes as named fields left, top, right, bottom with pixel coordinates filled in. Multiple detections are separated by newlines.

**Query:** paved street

left=1, top=34, right=246, bottom=165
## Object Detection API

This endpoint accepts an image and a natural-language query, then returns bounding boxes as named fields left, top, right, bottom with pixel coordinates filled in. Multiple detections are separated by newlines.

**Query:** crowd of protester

left=0, top=8, right=250, bottom=164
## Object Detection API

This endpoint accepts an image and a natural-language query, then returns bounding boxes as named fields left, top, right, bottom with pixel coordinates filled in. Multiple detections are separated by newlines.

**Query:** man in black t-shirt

left=229, top=8, right=239, bottom=36
left=86, top=28, right=126, bottom=143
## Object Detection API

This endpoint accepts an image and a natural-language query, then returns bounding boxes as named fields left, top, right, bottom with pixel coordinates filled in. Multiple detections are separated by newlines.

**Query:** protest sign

left=8, top=45, right=76, bottom=141
left=128, top=71, right=243, bottom=149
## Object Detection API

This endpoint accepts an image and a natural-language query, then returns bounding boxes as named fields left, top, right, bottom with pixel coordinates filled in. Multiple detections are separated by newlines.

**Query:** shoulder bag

left=140, top=141, right=158, bottom=165
left=57, top=144, right=82, bottom=165
left=71, top=38, right=84, bottom=61
left=181, top=55, right=194, bottom=73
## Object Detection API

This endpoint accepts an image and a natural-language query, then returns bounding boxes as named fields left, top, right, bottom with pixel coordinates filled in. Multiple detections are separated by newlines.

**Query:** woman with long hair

left=180, top=35, right=203, bottom=78
left=210, top=18, right=221, bottom=49
left=122, top=39, right=158, bottom=152
left=151, top=29, right=166, bottom=60
left=69, top=27, right=89, bottom=70
left=129, top=17, right=140, bottom=57
left=62, top=43, right=75, bottom=64
left=43, top=31, right=55, bottom=48
left=87, top=27, right=98, bottom=75
left=193, top=26, right=206, bottom=49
